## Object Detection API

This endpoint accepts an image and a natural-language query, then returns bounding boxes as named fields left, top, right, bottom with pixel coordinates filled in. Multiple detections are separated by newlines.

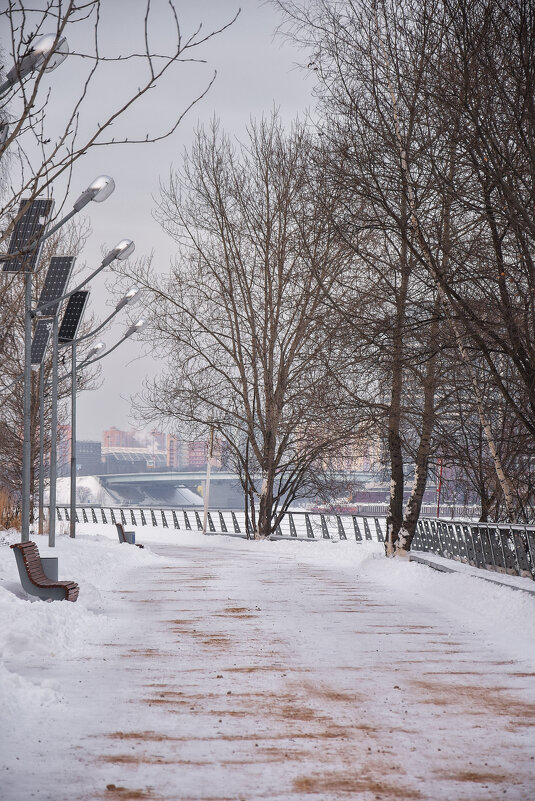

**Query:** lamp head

left=114, top=239, right=135, bottom=260
left=101, top=238, right=135, bottom=267
left=125, top=319, right=147, bottom=338
left=6, top=33, right=68, bottom=84
left=73, top=175, right=115, bottom=212
left=86, top=342, right=105, bottom=361
left=115, top=287, right=139, bottom=311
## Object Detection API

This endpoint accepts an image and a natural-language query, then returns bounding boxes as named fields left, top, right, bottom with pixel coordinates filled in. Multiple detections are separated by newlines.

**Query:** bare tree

left=120, top=117, right=360, bottom=537
left=275, top=0, right=535, bottom=535
left=275, top=0, right=456, bottom=551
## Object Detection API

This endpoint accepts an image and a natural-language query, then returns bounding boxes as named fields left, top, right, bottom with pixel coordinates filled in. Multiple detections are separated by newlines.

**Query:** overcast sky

left=30, top=0, right=316, bottom=440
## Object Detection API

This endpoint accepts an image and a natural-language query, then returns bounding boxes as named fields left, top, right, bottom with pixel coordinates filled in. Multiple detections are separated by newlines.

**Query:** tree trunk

left=256, top=468, right=275, bottom=539
left=396, top=297, right=440, bottom=554
left=385, top=226, right=409, bottom=557
left=385, top=427, right=404, bottom=556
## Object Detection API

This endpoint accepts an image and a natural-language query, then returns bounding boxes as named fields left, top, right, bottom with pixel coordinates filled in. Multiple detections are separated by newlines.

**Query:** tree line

left=2, top=1, right=533, bottom=547
left=118, top=0, right=535, bottom=545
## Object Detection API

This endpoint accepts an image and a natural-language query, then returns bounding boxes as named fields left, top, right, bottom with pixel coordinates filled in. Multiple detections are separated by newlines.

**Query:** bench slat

left=11, top=542, right=79, bottom=602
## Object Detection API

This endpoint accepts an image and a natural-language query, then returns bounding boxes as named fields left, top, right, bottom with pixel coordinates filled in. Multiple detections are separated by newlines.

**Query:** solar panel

left=30, top=319, right=53, bottom=365
left=36, top=256, right=75, bottom=317
left=2, top=198, right=54, bottom=273
left=58, top=290, right=89, bottom=343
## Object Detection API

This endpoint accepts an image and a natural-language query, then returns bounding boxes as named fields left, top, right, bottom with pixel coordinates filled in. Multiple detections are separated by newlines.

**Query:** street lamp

left=1, top=178, right=117, bottom=268
left=84, top=343, right=106, bottom=362
left=29, top=176, right=116, bottom=252
left=6, top=183, right=117, bottom=544
left=42, top=318, right=147, bottom=537
left=60, top=289, right=139, bottom=538
left=39, top=253, right=135, bottom=545
left=51, top=320, right=146, bottom=536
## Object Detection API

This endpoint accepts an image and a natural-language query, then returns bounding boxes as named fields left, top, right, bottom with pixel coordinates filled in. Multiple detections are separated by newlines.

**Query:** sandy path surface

left=6, top=539, right=535, bottom=800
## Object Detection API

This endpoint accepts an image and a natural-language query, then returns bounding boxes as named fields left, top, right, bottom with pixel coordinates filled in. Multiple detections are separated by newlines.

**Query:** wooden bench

left=116, top=522, right=144, bottom=548
left=11, top=541, right=79, bottom=602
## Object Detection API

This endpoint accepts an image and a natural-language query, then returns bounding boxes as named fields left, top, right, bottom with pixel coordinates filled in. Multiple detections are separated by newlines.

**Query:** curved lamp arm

left=81, top=319, right=147, bottom=367
left=34, top=240, right=135, bottom=316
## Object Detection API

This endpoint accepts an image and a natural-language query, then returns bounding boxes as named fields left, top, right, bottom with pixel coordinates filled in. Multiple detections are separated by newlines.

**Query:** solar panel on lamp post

left=30, top=256, right=76, bottom=546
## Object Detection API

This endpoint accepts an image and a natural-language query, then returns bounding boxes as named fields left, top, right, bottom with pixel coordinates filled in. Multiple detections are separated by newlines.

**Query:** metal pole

left=48, top=315, right=59, bottom=547
left=38, top=366, right=45, bottom=534
left=436, top=458, right=443, bottom=519
left=21, top=270, right=32, bottom=542
left=70, top=341, right=76, bottom=538
left=202, top=426, right=214, bottom=534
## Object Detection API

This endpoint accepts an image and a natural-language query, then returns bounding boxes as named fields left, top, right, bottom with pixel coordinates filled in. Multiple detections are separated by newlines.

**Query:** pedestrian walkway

left=5, top=538, right=535, bottom=800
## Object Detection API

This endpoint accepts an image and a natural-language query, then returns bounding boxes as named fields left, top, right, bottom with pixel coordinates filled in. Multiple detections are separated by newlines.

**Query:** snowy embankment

left=2, top=524, right=535, bottom=800
left=2, top=523, right=535, bottom=684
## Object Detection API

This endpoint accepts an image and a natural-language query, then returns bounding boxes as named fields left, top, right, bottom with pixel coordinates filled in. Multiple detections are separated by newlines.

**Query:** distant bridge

left=96, top=470, right=377, bottom=508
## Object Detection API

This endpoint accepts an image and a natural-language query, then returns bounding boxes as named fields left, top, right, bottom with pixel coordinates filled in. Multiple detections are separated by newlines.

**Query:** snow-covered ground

left=1, top=523, right=535, bottom=800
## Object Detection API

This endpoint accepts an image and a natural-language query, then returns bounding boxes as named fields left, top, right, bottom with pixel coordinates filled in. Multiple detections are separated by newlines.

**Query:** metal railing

left=413, top=518, right=535, bottom=581
left=56, top=505, right=386, bottom=542
left=54, top=505, right=535, bottom=582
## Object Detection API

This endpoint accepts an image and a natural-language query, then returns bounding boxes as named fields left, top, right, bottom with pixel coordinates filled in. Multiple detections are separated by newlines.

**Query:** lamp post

left=61, top=321, right=146, bottom=534
left=59, top=288, right=139, bottom=538
left=203, top=425, right=215, bottom=535
left=46, top=317, right=146, bottom=529
left=40, top=244, right=135, bottom=545
left=68, top=341, right=104, bottom=538
left=19, top=192, right=119, bottom=547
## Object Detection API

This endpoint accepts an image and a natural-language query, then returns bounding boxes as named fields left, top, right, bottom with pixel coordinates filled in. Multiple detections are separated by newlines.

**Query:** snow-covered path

left=3, top=533, right=535, bottom=800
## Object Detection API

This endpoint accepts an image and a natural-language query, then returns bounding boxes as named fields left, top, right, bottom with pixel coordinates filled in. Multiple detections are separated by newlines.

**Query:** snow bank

left=3, top=521, right=535, bottom=741
left=52, top=475, right=114, bottom=505
left=0, top=527, right=161, bottom=729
